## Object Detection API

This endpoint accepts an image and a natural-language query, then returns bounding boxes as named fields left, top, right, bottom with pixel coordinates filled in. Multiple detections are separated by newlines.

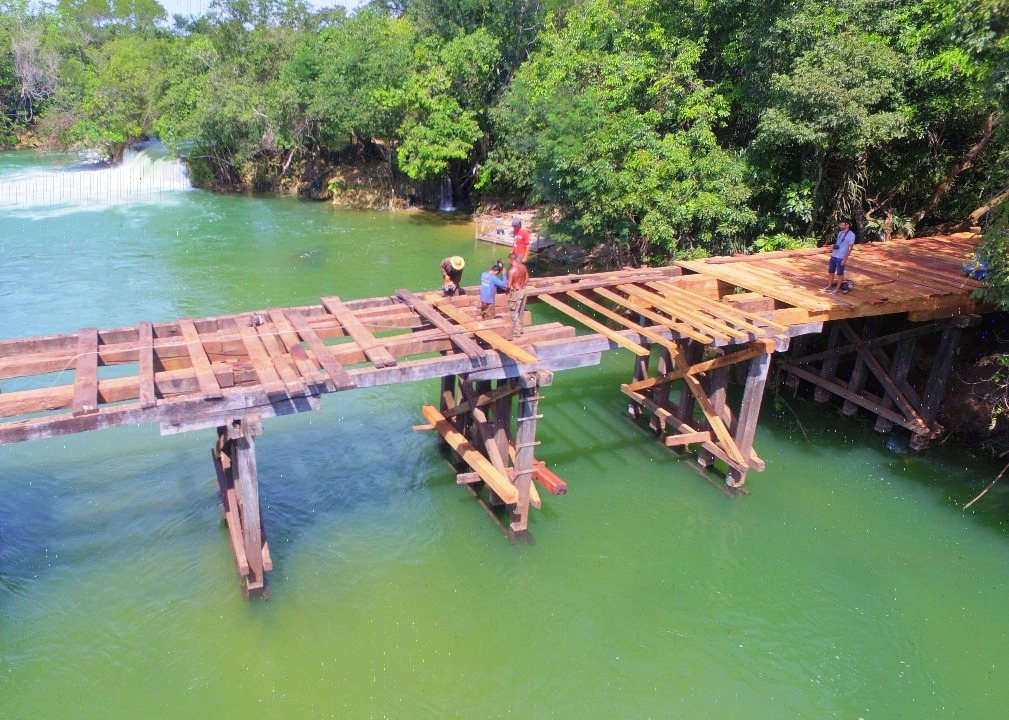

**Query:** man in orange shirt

left=511, top=218, right=530, bottom=261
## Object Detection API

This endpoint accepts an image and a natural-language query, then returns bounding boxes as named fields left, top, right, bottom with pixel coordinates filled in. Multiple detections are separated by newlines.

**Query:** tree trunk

left=911, top=112, right=1001, bottom=228
left=954, top=187, right=1009, bottom=231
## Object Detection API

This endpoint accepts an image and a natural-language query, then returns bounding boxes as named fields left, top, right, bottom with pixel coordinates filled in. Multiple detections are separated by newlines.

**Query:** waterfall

left=0, top=139, right=191, bottom=219
left=438, top=177, right=455, bottom=212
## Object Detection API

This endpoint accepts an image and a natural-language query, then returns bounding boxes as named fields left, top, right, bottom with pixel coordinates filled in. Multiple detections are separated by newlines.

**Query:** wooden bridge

left=0, top=232, right=986, bottom=596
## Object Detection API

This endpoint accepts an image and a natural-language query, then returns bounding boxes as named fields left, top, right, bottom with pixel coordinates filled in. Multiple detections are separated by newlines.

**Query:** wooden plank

left=616, top=284, right=738, bottom=342
left=321, top=295, right=398, bottom=368
left=421, top=405, right=518, bottom=504
left=255, top=324, right=306, bottom=392
left=677, top=259, right=835, bottom=312
left=622, top=341, right=772, bottom=393
left=268, top=308, right=330, bottom=392
left=178, top=318, right=224, bottom=400
left=643, top=282, right=765, bottom=336
left=665, top=430, right=713, bottom=446
left=592, top=286, right=714, bottom=344
left=526, top=269, right=676, bottom=298
left=699, top=247, right=828, bottom=264
left=72, top=328, right=99, bottom=416
left=395, top=289, right=487, bottom=360
left=433, top=299, right=538, bottom=365
left=564, top=289, right=681, bottom=350
left=283, top=310, right=357, bottom=390
left=238, top=324, right=288, bottom=397
left=538, top=293, right=651, bottom=356
left=137, top=321, right=157, bottom=409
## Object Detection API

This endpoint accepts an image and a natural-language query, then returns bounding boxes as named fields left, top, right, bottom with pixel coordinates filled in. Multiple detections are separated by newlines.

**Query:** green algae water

left=1, top=149, right=1008, bottom=719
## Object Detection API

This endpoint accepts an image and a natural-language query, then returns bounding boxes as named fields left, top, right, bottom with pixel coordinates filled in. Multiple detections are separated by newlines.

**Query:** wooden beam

left=665, top=430, right=713, bottom=446
left=237, top=324, right=288, bottom=398
left=137, top=321, right=157, bottom=409
left=421, top=405, right=518, bottom=504
left=646, top=282, right=770, bottom=335
left=564, top=289, right=678, bottom=350
left=72, top=328, right=99, bottom=416
left=538, top=293, right=651, bottom=356
left=283, top=310, right=357, bottom=390
left=396, top=289, right=487, bottom=361
left=593, top=286, right=714, bottom=344
left=178, top=318, right=224, bottom=400
left=321, top=295, right=398, bottom=368
left=663, top=340, right=747, bottom=466
left=652, top=282, right=789, bottom=332
left=622, top=341, right=772, bottom=393
left=779, top=362, right=922, bottom=430
left=837, top=320, right=929, bottom=433
left=616, top=284, right=736, bottom=342
left=432, top=299, right=538, bottom=365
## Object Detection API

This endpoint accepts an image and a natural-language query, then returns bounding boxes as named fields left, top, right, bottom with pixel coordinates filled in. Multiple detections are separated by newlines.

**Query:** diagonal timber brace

left=621, top=338, right=775, bottom=488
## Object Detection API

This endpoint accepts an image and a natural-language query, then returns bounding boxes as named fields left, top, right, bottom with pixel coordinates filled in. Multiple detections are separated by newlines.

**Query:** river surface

left=1, top=149, right=1007, bottom=719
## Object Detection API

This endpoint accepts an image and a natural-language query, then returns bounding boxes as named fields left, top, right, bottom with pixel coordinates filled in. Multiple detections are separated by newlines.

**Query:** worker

left=479, top=260, right=507, bottom=319
left=507, top=252, right=529, bottom=337
left=511, top=218, right=530, bottom=261
left=440, top=255, right=466, bottom=296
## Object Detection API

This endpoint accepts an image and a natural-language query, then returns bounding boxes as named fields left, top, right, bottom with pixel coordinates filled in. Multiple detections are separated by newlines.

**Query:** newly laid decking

left=0, top=232, right=988, bottom=596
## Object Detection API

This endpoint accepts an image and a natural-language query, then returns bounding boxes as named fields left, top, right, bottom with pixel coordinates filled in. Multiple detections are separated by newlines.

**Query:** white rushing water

left=0, top=141, right=190, bottom=219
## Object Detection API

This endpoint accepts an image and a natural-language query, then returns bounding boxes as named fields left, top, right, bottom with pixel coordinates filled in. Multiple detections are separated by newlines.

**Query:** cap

left=511, top=218, right=522, bottom=228
left=450, top=256, right=465, bottom=270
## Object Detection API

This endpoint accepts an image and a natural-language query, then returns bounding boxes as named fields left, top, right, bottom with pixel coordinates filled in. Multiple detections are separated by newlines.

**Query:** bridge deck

left=677, top=232, right=985, bottom=322
left=0, top=234, right=983, bottom=447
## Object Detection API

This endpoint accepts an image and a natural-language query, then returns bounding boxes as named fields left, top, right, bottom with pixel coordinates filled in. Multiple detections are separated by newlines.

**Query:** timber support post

left=725, top=350, right=773, bottom=488
left=212, top=416, right=272, bottom=598
left=621, top=338, right=777, bottom=490
left=420, top=369, right=560, bottom=537
left=909, top=324, right=963, bottom=450
left=510, top=372, right=548, bottom=536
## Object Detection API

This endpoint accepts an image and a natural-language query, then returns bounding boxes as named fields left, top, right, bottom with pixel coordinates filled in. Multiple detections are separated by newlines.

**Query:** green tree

left=486, top=0, right=754, bottom=260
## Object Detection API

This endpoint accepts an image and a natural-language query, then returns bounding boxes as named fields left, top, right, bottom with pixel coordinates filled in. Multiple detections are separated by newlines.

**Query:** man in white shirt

left=823, top=218, right=856, bottom=294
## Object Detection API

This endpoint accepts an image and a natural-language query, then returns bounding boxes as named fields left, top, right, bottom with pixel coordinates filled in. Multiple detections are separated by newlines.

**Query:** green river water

left=1, top=148, right=1007, bottom=719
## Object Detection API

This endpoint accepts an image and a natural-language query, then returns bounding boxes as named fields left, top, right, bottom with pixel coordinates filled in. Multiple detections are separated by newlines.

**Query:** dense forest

left=1, top=0, right=1006, bottom=262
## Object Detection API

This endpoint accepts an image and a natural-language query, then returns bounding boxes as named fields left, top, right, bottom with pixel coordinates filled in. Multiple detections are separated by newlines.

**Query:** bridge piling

left=212, top=416, right=270, bottom=598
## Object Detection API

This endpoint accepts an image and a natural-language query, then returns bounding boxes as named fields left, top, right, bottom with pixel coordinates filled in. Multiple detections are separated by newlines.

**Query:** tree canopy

left=0, top=0, right=1005, bottom=263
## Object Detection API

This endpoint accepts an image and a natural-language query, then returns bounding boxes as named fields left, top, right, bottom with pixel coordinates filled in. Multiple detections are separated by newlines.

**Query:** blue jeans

left=828, top=256, right=846, bottom=275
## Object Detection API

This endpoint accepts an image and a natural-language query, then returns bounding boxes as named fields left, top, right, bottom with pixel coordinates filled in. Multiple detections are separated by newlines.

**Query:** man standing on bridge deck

left=440, top=255, right=466, bottom=296
left=507, top=252, right=529, bottom=337
left=823, top=217, right=855, bottom=294
left=511, top=218, right=530, bottom=262
left=479, top=260, right=507, bottom=319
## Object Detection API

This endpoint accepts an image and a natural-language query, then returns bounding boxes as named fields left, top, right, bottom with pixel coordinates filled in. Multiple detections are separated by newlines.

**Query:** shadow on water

left=759, top=379, right=1009, bottom=536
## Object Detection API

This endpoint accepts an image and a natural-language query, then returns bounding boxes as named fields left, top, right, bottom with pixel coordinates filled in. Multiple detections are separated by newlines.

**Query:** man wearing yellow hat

left=439, top=255, right=466, bottom=296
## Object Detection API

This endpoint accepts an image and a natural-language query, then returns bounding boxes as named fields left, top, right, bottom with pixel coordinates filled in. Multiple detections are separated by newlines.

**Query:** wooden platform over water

left=0, top=233, right=984, bottom=446
left=677, top=232, right=985, bottom=322
left=0, top=232, right=988, bottom=595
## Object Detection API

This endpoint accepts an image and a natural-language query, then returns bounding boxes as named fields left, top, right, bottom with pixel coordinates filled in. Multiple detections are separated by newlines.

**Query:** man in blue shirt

left=479, top=260, right=507, bottom=319
left=823, top=217, right=856, bottom=294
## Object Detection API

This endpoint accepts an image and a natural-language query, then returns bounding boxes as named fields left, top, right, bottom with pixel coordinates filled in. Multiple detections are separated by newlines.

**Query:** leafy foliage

left=0, top=0, right=1005, bottom=262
